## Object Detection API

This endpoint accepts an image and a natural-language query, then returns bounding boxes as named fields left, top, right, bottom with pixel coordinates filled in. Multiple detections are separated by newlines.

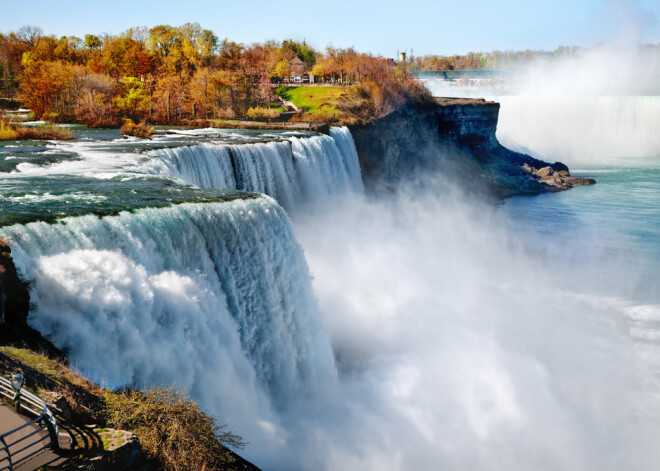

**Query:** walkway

left=0, top=402, right=65, bottom=471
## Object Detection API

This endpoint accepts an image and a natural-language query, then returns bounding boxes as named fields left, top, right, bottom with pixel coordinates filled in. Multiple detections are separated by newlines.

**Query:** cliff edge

left=350, top=97, right=595, bottom=197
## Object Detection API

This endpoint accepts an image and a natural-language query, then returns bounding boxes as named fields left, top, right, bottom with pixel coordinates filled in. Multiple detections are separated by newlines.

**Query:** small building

left=289, top=57, right=306, bottom=78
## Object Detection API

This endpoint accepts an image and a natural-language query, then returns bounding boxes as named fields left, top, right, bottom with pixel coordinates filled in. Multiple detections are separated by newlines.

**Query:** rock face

left=349, top=98, right=595, bottom=197
left=0, top=239, right=30, bottom=329
left=0, top=239, right=63, bottom=358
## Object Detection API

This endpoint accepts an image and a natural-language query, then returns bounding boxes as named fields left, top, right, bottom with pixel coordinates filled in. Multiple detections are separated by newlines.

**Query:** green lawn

left=274, top=86, right=347, bottom=112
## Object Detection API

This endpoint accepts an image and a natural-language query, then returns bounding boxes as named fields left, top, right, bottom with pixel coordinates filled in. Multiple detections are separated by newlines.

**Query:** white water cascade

left=7, top=115, right=659, bottom=469
left=1, top=198, right=336, bottom=415
left=496, top=96, right=660, bottom=165
left=146, top=127, right=363, bottom=209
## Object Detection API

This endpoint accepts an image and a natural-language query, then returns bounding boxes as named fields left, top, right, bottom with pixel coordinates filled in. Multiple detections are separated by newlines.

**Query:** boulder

left=535, top=166, right=554, bottom=177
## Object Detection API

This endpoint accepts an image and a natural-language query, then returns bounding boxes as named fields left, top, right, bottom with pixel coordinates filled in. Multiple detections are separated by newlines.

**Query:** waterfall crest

left=145, top=127, right=363, bottom=209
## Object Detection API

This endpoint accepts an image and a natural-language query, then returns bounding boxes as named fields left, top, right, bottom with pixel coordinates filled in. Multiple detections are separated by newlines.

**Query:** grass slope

left=275, top=86, right=347, bottom=112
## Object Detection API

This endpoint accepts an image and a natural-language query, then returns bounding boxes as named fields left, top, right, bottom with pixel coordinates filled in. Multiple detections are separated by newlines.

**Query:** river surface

left=502, top=161, right=660, bottom=299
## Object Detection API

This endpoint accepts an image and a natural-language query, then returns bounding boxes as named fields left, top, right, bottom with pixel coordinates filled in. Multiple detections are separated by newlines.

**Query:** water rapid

left=144, top=127, right=363, bottom=210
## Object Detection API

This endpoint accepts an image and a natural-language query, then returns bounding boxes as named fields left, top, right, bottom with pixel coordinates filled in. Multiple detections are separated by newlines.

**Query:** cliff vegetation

left=0, top=346, right=255, bottom=470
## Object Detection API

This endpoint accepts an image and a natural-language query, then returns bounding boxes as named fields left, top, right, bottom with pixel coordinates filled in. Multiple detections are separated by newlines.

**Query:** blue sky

left=1, top=0, right=659, bottom=56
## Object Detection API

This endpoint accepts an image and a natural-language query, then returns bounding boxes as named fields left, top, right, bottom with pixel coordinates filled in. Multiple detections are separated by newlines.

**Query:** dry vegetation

left=246, top=106, right=281, bottom=120
left=0, top=118, right=73, bottom=140
left=104, top=386, right=245, bottom=470
left=119, top=118, right=155, bottom=138
left=0, top=346, right=250, bottom=470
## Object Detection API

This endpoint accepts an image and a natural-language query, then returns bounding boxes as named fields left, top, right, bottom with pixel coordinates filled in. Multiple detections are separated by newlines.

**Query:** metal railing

left=0, top=375, right=58, bottom=471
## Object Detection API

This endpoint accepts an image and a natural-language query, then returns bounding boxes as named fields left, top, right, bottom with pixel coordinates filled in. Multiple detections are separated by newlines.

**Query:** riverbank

left=0, top=119, right=74, bottom=140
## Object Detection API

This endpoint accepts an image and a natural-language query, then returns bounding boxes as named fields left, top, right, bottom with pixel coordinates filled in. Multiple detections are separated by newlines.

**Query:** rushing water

left=144, top=127, right=363, bottom=210
left=2, top=114, right=660, bottom=470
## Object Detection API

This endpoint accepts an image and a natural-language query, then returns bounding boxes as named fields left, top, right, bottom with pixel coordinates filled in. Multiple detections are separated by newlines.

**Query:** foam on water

left=144, top=127, right=363, bottom=209
left=1, top=198, right=336, bottom=420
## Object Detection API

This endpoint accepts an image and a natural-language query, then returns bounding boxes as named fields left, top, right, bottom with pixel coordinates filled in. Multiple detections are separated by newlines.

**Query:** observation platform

left=0, top=390, right=67, bottom=471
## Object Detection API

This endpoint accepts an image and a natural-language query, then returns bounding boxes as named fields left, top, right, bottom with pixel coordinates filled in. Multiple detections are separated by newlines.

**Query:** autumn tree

left=189, top=67, right=216, bottom=119
left=92, top=36, right=153, bottom=78
left=280, top=39, right=316, bottom=67
left=272, top=58, right=290, bottom=80
left=216, top=39, right=243, bottom=71
left=19, top=57, right=77, bottom=119
left=242, top=41, right=278, bottom=78
left=112, top=76, right=150, bottom=121
left=75, top=70, right=118, bottom=126
left=153, top=74, right=188, bottom=122
left=84, top=34, right=102, bottom=50
left=326, top=46, right=349, bottom=83
left=146, top=23, right=217, bottom=78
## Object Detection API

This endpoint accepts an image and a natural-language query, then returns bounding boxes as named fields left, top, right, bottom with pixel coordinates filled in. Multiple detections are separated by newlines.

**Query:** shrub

left=103, top=386, right=245, bottom=471
left=120, top=118, right=154, bottom=138
left=0, top=120, right=19, bottom=140
left=14, top=125, right=73, bottom=140
left=0, top=120, right=73, bottom=140
left=216, top=107, right=236, bottom=119
left=41, top=112, right=61, bottom=123
left=246, top=106, right=281, bottom=120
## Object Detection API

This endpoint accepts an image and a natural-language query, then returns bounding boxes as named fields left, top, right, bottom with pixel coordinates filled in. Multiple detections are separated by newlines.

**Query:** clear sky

left=1, top=0, right=659, bottom=57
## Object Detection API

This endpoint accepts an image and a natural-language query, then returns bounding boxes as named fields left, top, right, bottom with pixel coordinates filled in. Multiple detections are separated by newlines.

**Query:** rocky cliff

left=0, top=239, right=63, bottom=357
left=350, top=98, right=595, bottom=197
left=0, top=239, right=29, bottom=329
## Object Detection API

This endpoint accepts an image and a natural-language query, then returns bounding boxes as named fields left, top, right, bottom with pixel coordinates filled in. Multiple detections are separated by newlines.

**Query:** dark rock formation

left=349, top=98, right=595, bottom=197
left=0, top=239, right=63, bottom=358
left=0, top=239, right=29, bottom=328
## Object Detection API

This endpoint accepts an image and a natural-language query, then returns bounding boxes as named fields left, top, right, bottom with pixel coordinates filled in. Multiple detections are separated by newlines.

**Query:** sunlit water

left=502, top=161, right=660, bottom=299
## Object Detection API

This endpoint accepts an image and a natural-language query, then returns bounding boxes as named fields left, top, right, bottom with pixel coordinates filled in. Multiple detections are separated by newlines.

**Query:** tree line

left=408, top=48, right=574, bottom=71
left=409, top=43, right=660, bottom=71
left=0, top=24, right=427, bottom=126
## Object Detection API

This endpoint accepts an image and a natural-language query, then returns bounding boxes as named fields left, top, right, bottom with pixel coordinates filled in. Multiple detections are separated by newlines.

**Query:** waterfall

left=145, top=127, right=363, bottom=209
left=496, top=96, right=660, bottom=165
left=1, top=197, right=336, bottom=409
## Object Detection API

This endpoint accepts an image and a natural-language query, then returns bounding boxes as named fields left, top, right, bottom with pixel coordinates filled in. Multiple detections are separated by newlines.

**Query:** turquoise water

left=501, top=160, right=660, bottom=302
